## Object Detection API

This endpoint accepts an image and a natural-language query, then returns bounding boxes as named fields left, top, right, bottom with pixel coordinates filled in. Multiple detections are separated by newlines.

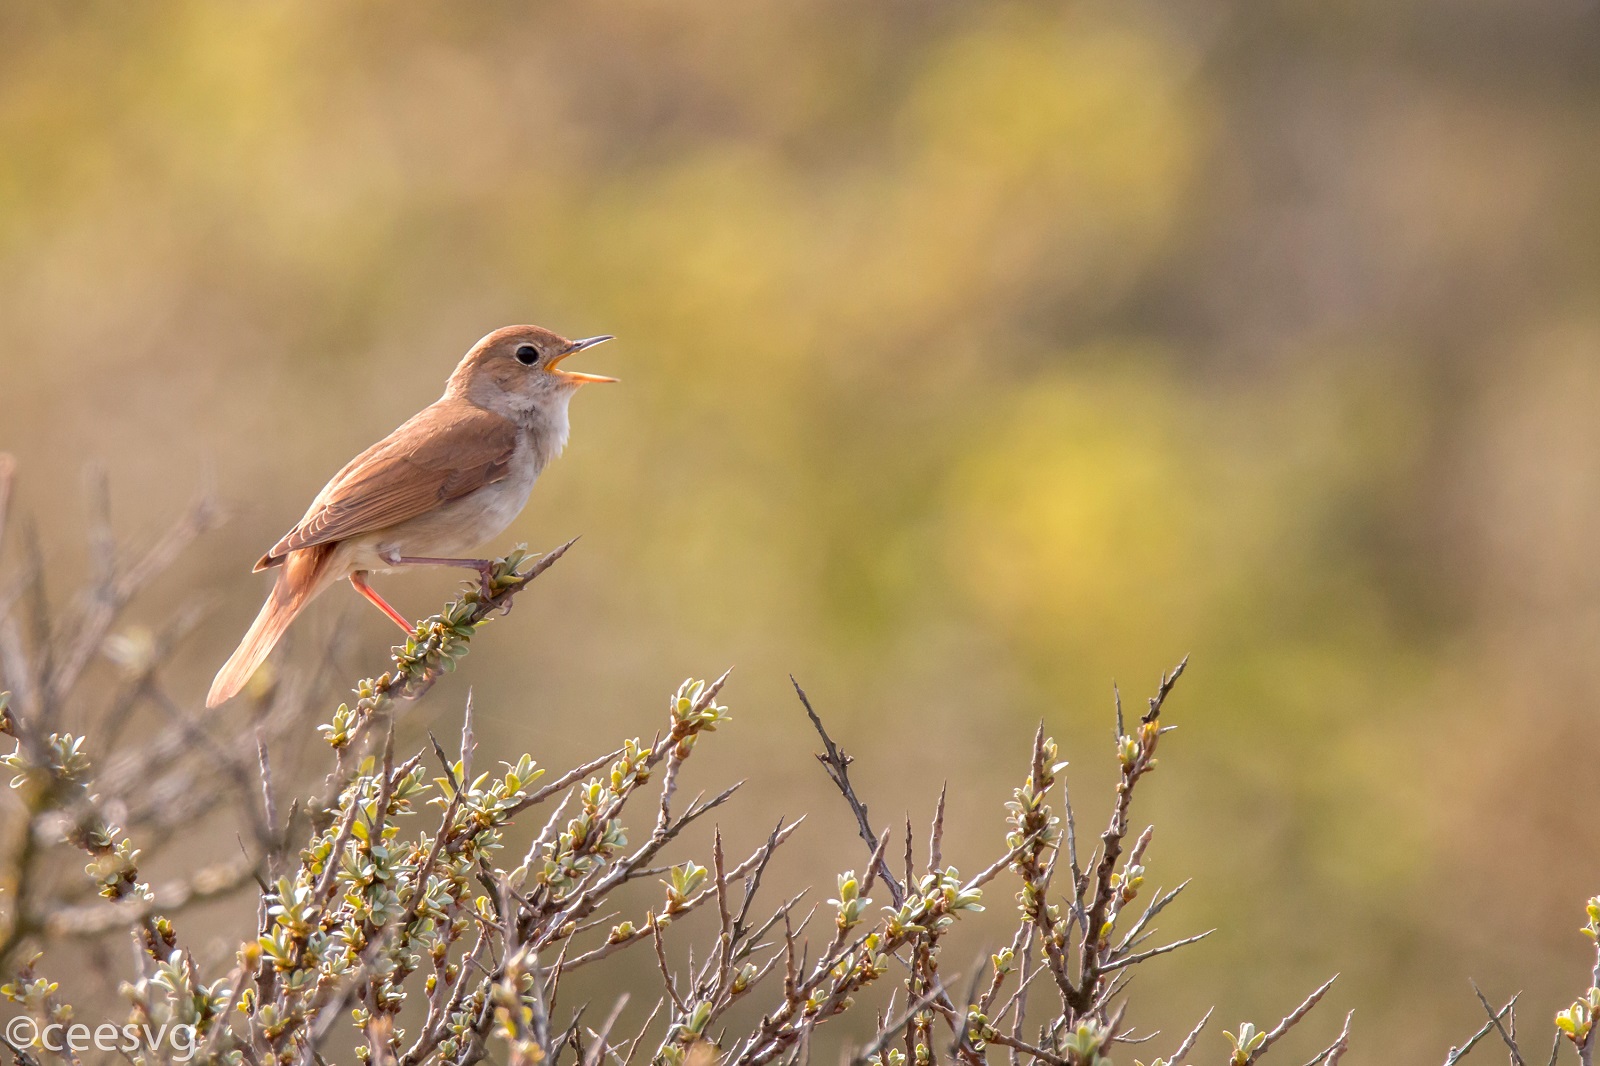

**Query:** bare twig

left=1471, top=981, right=1526, bottom=1066
left=792, top=677, right=905, bottom=907
left=1170, top=1007, right=1213, bottom=1063
left=1445, top=994, right=1518, bottom=1066
left=1246, top=974, right=1339, bottom=1064
left=1304, top=1010, right=1354, bottom=1066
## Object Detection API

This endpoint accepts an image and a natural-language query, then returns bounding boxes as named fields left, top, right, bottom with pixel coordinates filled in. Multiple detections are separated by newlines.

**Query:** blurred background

left=3, top=0, right=1599, bottom=1057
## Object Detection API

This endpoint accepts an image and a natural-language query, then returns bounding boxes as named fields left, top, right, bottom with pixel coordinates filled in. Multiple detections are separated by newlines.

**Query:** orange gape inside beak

left=549, top=335, right=618, bottom=383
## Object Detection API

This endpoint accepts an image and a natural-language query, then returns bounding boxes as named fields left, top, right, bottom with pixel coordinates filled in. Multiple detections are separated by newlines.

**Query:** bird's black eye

left=515, top=344, right=539, bottom=366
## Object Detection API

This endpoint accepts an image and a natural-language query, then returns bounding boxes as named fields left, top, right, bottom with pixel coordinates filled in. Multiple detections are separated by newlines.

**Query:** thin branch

left=1445, top=994, right=1519, bottom=1066
left=1471, top=981, right=1526, bottom=1066
left=1170, top=1007, right=1213, bottom=1063
left=1098, top=929, right=1213, bottom=973
left=791, top=676, right=904, bottom=907
left=1303, top=1010, right=1354, bottom=1066
left=1246, top=974, right=1339, bottom=1064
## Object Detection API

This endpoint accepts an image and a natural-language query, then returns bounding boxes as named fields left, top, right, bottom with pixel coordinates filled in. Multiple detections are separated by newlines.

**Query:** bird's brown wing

left=255, top=399, right=518, bottom=570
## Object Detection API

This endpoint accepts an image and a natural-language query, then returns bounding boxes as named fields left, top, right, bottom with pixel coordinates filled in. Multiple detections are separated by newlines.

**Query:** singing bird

left=206, top=325, right=616, bottom=708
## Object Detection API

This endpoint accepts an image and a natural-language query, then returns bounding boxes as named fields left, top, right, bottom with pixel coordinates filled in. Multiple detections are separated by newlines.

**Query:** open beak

left=549, top=335, right=618, bottom=383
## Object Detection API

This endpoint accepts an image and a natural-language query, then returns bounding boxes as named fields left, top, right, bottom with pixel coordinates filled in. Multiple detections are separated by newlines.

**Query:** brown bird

left=206, top=325, right=616, bottom=708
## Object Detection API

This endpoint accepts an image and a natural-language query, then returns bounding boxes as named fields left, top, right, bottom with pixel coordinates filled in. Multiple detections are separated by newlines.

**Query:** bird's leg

left=350, top=572, right=414, bottom=634
left=382, top=553, right=498, bottom=596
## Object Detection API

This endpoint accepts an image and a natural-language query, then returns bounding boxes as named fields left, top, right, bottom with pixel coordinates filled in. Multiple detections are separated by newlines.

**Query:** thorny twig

left=792, top=677, right=905, bottom=908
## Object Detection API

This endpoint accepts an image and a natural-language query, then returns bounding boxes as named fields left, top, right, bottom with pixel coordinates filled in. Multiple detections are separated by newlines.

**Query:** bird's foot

left=384, top=554, right=500, bottom=599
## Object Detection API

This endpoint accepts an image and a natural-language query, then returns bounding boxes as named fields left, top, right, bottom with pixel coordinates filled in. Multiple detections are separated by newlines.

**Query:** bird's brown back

left=255, top=397, right=519, bottom=570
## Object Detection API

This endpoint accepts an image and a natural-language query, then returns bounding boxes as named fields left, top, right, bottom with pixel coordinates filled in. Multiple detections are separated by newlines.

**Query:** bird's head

left=448, top=325, right=616, bottom=420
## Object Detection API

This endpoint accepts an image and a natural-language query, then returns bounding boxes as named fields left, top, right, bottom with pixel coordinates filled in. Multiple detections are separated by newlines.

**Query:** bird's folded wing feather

left=260, top=400, right=518, bottom=566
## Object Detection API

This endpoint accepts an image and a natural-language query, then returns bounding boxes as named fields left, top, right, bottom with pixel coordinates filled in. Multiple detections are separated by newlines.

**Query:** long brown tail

left=207, top=545, right=336, bottom=708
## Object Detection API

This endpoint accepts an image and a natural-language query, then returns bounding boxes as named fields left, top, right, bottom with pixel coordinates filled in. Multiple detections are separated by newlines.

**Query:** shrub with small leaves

left=0, top=477, right=1588, bottom=1066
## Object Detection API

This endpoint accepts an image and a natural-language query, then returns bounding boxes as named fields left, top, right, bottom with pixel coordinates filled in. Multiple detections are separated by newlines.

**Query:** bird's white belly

left=347, top=448, right=540, bottom=571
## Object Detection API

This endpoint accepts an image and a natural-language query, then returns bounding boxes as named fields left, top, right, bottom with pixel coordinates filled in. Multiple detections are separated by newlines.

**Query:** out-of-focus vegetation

left=2, top=0, right=1599, bottom=1056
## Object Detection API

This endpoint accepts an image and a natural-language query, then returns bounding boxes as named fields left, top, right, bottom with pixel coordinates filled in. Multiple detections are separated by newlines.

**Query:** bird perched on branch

left=207, top=325, right=616, bottom=708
